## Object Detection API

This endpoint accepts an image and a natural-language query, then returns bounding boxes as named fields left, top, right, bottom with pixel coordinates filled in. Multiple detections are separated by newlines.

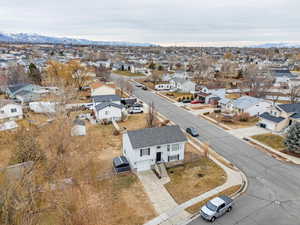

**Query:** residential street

left=133, top=87, right=300, bottom=225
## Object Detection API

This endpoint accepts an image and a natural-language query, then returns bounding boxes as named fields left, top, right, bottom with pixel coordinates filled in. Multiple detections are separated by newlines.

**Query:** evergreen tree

left=284, top=122, right=300, bottom=154
left=28, top=63, right=42, bottom=84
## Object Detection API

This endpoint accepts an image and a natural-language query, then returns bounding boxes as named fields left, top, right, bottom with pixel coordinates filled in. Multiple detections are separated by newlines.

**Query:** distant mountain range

left=249, top=42, right=300, bottom=48
left=0, top=32, right=156, bottom=47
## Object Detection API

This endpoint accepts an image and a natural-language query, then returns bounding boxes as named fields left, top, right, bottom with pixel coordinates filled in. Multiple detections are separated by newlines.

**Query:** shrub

left=235, top=112, right=251, bottom=122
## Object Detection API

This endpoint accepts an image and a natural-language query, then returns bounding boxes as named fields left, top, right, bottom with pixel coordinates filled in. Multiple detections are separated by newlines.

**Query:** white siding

left=260, top=118, right=276, bottom=130
left=94, top=106, right=122, bottom=122
left=0, top=104, right=23, bottom=120
left=123, top=132, right=185, bottom=172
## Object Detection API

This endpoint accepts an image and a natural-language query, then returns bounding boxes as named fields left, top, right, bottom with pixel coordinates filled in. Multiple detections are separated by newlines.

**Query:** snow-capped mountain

left=250, top=42, right=300, bottom=48
left=0, top=32, right=156, bottom=47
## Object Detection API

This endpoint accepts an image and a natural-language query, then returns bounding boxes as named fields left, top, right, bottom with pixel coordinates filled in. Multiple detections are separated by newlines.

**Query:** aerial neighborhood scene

left=1, top=1, right=300, bottom=225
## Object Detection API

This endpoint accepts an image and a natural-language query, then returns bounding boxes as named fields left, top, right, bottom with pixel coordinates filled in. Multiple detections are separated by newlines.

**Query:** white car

left=128, top=104, right=143, bottom=114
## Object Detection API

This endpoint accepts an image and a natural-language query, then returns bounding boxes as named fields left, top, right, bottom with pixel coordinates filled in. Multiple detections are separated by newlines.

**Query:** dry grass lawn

left=114, top=70, right=145, bottom=77
left=207, top=112, right=259, bottom=129
left=252, top=133, right=285, bottom=151
left=165, top=145, right=226, bottom=205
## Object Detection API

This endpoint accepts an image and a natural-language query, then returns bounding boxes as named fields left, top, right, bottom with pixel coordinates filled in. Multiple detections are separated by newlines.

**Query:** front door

left=156, top=152, right=162, bottom=163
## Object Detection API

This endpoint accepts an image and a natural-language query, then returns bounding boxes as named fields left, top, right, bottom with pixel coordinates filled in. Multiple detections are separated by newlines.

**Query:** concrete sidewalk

left=142, top=140, right=246, bottom=225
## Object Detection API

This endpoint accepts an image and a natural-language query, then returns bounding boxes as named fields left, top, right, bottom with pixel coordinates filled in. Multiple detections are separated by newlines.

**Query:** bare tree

left=9, top=126, right=45, bottom=165
left=288, top=85, right=300, bottom=104
left=6, top=64, right=30, bottom=85
left=124, top=80, right=133, bottom=96
left=192, top=57, right=214, bottom=84
left=115, top=78, right=126, bottom=97
left=240, top=64, right=273, bottom=98
left=95, top=65, right=111, bottom=82
left=149, top=71, right=161, bottom=84
left=146, top=102, right=157, bottom=128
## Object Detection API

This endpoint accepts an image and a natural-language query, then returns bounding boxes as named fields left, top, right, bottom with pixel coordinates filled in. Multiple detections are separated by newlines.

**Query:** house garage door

left=136, top=160, right=151, bottom=172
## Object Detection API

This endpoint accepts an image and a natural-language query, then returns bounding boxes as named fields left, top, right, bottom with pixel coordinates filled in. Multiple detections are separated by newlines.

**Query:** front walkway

left=139, top=140, right=246, bottom=225
left=138, top=171, right=190, bottom=225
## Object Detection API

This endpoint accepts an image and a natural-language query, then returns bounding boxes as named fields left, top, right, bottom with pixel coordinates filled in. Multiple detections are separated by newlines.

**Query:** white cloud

left=1, top=0, right=300, bottom=45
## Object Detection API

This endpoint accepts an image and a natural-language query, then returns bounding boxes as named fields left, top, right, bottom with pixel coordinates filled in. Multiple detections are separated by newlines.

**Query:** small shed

left=71, top=119, right=86, bottom=136
left=113, top=156, right=130, bottom=173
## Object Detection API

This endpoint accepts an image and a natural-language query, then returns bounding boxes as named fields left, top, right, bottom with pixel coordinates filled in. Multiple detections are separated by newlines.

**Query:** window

left=140, top=148, right=150, bottom=157
left=0, top=110, right=4, bottom=114
left=167, top=145, right=170, bottom=151
left=172, top=144, right=180, bottom=151
left=105, top=111, right=109, bottom=115
left=156, top=146, right=161, bottom=149
left=11, top=108, right=17, bottom=113
left=168, top=154, right=179, bottom=162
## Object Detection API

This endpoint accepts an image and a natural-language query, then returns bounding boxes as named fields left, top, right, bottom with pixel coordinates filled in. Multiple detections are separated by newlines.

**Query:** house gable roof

left=92, top=95, right=121, bottom=103
left=90, top=82, right=116, bottom=90
left=127, top=125, right=187, bottom=149
left=277, top=103, right=300, bottom=114
left=95, top=102, right=123, bottom=111
left=260, top=112, right=285, bottom=123
left=233, top=96, right=263, bottom=109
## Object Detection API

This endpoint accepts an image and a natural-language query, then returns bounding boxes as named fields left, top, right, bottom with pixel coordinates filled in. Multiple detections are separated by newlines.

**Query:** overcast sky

left=1, top=0, right=300, bottom=46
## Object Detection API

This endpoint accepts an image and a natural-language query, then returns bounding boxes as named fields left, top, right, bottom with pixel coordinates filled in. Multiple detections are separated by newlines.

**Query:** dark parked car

left=142, top=86, right=148, bottom=90
left=182, top=99, right=192, bottom=103
left=186, top=127, right=199, bottom=137
left=113, top=156, right=130, bottom=173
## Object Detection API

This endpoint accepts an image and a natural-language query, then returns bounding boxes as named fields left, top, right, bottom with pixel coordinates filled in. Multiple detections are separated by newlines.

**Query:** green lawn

left=252, top=133, right=285, bottom=150
left=114, top=70, right=145, bottom=77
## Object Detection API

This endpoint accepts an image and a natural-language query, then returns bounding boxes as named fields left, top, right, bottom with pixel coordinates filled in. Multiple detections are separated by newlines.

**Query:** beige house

left=259, top=103, right=300, bottom=132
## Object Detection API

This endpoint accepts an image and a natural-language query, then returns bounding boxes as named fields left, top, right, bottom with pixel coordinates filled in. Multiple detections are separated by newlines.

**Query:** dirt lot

left=165, top=144, right=226, bottom=205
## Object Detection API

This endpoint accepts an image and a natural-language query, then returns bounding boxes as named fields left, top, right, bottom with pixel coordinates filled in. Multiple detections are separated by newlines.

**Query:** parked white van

left=155, top=83, right=171, bottom=91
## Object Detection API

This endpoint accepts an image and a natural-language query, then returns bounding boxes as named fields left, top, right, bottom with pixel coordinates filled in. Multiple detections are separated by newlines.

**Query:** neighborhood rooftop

left=95, top=102, right=124, bottom=111
left=127, top=125, right=187, bottom=149
left=92, top=94, right=121, bottom=102
left=277, top=103, right=300, bottom=113
left=259, top=112, right=285, bottom=123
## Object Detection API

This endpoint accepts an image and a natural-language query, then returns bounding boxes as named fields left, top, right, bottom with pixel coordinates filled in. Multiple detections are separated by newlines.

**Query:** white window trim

left=140, top=148, right=150, bottom=157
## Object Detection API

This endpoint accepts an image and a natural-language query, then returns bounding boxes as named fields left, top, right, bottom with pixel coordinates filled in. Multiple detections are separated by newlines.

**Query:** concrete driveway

left=227, top=126, right=270, bottom=138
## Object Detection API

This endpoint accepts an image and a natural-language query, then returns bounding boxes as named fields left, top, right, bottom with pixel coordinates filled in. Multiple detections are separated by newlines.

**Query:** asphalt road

left=133, top=87, right=300, bottom=225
